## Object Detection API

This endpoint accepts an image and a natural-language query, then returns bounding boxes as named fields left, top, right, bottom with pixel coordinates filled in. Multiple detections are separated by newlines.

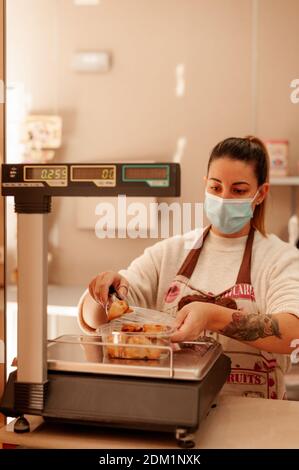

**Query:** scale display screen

left=71, top=165, right=116, bottom=187
left=24, top=166, right=67, bottom=182
left=72, top=166, right=115, bottom=181
left=124, top=167, right=168, bottom=180
left=122, top=165, right=170, bottom=187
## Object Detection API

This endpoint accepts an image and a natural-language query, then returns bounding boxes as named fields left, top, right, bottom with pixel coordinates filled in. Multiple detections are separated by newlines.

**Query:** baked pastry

left=106, top=333, right=126, bottom=359
left=121, top=323, right=167, bottom=334
left=105, top=323, right=169, bottom=360
left=107, top=299, right=133, bottom=321
left=121, top=323, right=144, bottom=333
left=126, top=335, right=156, bottom=359
left=143, top=324, right=166, bottom=334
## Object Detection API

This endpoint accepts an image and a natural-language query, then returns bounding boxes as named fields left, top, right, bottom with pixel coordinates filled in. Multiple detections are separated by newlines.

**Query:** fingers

left=171, top=322, right=194, bottom=343
left=173, top=306, right=189, bottom=329
left=88, top=272, right=129, bottom=305
left=117, top=282, right=129, bottom=300
left=88, top=272, right=119, bottom=304
left=88, top=278, right=97, bottom=300
left=171, top=320, right=200, bottom=343
left=171, top=306, right=191, bottom=343
left=171, top=304, right=205, bottom=343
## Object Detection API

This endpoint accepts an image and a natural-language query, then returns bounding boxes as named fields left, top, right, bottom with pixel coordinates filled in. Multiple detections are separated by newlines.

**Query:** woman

left=78, top=136, right=299, bottom=399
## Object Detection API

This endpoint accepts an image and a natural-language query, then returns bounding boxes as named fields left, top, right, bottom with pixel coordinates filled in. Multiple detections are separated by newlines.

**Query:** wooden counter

left=1, top=395, right=299, bottom=449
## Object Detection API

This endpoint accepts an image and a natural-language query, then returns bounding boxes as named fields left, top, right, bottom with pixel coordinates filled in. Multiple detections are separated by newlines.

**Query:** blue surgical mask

left=204, top=190, right=259, bottom=234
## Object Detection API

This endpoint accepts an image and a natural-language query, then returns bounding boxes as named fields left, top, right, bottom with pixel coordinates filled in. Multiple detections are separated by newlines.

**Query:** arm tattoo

left=220, top=311, right=282, bottom=342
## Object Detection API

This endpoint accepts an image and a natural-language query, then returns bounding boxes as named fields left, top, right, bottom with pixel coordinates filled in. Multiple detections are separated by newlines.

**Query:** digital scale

left=0, top=162, right=230, bottom=448
left=2, top=162, right=180, bottom=197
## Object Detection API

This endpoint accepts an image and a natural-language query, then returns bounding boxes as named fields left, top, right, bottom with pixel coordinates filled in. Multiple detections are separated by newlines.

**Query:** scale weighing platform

left=0, top=162, right=230, bottom=448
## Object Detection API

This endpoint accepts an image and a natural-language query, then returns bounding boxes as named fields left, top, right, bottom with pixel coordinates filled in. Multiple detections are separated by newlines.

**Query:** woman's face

left=206, top=156, right=268, bottom=204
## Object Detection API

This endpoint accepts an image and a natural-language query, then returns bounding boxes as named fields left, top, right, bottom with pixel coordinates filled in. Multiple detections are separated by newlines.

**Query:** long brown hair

left=207, top=136, right=269, bottom=236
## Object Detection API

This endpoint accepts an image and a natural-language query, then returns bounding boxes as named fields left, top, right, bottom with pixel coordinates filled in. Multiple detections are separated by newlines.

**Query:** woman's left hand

left=171, top=302, right=213, bottom=343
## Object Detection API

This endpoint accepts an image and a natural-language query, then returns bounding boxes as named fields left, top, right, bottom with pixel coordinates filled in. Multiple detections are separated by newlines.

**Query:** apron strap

left=177, top=224, right=255, bottom=284
left=177, top=225, right=211, bottom=279
left=236, top=225, right=255, bottom=285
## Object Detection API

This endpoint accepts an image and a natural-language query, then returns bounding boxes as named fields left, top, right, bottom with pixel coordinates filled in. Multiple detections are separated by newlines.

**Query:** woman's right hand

left=88, top=271, right=129, bottom=306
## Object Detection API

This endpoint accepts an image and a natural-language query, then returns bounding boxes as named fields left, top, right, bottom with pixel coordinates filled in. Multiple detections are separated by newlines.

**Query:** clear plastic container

left=99, top=321, right=175, bottom=361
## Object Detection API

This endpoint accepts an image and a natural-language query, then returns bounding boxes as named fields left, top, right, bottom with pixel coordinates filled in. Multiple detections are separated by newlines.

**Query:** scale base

left=0, top=354, right=230, bottom=447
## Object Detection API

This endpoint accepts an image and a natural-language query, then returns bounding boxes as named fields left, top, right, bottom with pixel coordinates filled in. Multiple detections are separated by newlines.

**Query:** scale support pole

left=15, top=213, right=48, bottom=409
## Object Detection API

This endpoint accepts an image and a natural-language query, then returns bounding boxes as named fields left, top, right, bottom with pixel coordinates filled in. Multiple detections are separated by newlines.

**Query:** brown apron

left=162, top=226, right=287, bottom=399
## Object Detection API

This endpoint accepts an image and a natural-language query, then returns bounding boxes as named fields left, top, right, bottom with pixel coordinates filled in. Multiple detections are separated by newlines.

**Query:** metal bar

left=17, top=214, right=47, bottom=383
left=49, top=335, right=174, bottom=377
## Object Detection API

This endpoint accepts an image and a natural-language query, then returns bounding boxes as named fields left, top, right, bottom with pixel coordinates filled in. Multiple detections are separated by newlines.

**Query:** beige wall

left=0, top=0, right=4, bottom=431
left=259, top=0, right=299, bottom=239
left=6, top=0, right=299, bottom=286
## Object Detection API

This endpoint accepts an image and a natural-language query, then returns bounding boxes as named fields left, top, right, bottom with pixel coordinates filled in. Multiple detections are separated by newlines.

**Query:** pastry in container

left=100, top=322, right=174, bottom=360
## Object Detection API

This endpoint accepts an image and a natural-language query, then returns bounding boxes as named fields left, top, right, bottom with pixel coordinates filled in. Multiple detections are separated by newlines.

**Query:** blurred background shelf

left=270, top=177, right=299, bottom=215
left=270, top=177, right=299, bottom=186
